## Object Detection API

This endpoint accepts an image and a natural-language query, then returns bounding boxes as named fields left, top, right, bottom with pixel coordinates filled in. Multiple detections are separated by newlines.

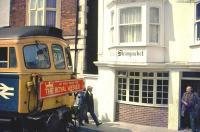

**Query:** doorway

left=180, top=79, right=200, bottom=129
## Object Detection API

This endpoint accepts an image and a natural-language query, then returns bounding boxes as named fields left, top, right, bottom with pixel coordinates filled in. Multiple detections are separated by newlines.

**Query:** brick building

left=0, top=0, right=98, bottom=76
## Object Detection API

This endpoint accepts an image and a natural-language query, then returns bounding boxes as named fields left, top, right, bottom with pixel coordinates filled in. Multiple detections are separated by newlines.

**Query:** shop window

left=23, top=44, right=50, bottom=69
left=118, top=78, right=127, bottom=101
left=117, top=72, right=127, bottom=101
left=157, top=72, right=169, bottom=77
left=129, top=78, right=139, bottom=102
left=142, top=79, right=153, bottom=104
left=29, top=0, right=59, bottom=27
left=129, top=72, right=139, bottom=77
left=119, top=7, right=142, bottom=43
left=156, top=80, right=168, bottom=104
left=117, top=71, right=127, bottom=76
left=117, top=71, right=169, bottom=106
left=149, top=7, right=160, bottom=43
left=143, top=72, right=154, bottom=77
left=52, top=44, right=65, bottom=69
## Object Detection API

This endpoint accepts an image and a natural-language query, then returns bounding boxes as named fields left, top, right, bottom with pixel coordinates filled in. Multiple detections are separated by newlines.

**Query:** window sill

left=190, top=43, right=200, bottom=48
left=117, top=100, right=168, bottom=108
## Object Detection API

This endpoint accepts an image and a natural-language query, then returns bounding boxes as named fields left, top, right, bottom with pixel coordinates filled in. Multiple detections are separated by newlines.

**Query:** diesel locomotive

left=0, top=26, right=84, bottom=132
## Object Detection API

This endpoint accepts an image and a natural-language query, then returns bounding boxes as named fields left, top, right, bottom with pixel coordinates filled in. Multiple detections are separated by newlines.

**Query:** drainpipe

left=74, top=0, right=79, bottom=75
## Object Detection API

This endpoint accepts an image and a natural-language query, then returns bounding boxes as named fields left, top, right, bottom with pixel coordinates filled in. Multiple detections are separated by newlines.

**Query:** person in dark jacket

left=85, top=86, right=102, bottom=126
left=181, top=86, right=196, bottom=132
left=78, top=88, right=89, bottom=125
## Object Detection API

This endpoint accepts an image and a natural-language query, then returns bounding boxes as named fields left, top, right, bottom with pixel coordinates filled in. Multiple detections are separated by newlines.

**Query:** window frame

left=9, top=47, right=17, bottom=68
left=118, top=6, right=142, bottom=44
left=51, top=44, right=66, bottom=69
left=23, top=43, right=51, bottom=69
left=195, top=2, right=200, bottom=43
left=28, top=0, right=61, bottom=28
left=149, top=7, right=160, bottom=44
left=117, top=71, right=128, bottom=101
left=109, top=3, right=163, bottom=47
left=0, top=47, right=17, bottom=68
left=0, top=47, right=8, bottom=68
left=116, top=71, right=169, bottom=107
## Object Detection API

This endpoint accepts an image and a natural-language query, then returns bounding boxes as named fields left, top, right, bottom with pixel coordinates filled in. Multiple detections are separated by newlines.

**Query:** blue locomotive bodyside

left=0, top=74, right=19, bottom=112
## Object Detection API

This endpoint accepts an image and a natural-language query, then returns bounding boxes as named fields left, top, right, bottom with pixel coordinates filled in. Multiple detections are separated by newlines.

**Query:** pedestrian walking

left=78, top=88, right=89, bottom=125
left=181, top=86, right=196, bottom=132
left=85, top=86, right=102, bottom=126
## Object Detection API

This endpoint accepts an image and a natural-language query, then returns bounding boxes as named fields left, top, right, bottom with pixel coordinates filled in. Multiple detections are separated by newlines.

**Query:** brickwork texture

left=115, top=103, right=168, bottom=127
left=10, top=0, right=26, bottom=26
left=61, top=0, right=76, bottom=36
left=10, top=0, right=77, bottom=37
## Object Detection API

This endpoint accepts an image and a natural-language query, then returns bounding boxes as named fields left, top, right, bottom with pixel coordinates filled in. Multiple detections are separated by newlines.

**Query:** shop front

left=95, top=61, right=200, bottom=130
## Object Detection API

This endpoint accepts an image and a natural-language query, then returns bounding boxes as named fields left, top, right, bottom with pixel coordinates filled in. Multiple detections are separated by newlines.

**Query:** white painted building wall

left=95, top=0, right=197, bottom=130
left=0, top=0, right=10, bottom=27
left=164, top=1, right=194, bottom=63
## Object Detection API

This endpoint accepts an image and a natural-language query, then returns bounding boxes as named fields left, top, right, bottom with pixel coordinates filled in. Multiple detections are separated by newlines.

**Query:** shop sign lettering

left=117, top=49, right=144, bottom=57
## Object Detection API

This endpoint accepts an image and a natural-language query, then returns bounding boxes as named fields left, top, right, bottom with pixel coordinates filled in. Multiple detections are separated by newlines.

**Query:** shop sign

left=117, top=49, right=144, bottom=57
left=39, top=79, right=84, bottom=99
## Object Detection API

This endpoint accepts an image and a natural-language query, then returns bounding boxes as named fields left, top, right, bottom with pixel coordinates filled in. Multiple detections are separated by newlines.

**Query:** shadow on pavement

left=80, top=122, right=132, bottom=132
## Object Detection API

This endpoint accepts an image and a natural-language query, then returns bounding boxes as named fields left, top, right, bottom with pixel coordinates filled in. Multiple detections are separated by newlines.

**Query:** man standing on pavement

left=85, top=86, right=102, bottom=126
left=181, top=85, right=196, bottom=132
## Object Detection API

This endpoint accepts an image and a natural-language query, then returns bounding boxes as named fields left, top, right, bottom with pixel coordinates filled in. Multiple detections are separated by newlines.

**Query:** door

left=180, top=80, right=200, bottom=129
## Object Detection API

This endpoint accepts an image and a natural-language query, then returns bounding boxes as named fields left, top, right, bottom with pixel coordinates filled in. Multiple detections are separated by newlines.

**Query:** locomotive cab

left=0, top=26, right=83, bottom=131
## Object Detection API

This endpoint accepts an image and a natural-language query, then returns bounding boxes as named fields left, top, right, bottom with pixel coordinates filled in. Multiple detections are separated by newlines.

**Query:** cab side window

left=24, top=44, right=50, bottom=69
left=0, top=47, right=8, bottom=68
left=52, top=44, right=65, bottom=69
left=9, top=47, right=17, bottom=68
left=0, top=47, right=16, bottom=68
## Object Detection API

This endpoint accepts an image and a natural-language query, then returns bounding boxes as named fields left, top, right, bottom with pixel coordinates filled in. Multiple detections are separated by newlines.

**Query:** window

left=149, top=7, right=160, bottom=43
left=52, top=44, right=65, bottom=69
left=129, top=78, right=140, bottom=102
left=117, top=71, right=169, bottom=105
left=110, top=11, right=114, bottom=43
left=119, top=7, right=142, bottom=43
left=196, top=3, right=200, bottom=41
left=65, top=47, right=72, bottom=68
left=9, top=47, right=17, bottom=68
left=117, top=71, right=127, bottom=101
left=142, top=79, right=153, bottom=104
left=0, top=47, right=17, bottom=68
left=0, top=47, right=8, bottom=68
left=23, top=44, right=50, bottom=69
left=29, top=0, right=58, bottom=27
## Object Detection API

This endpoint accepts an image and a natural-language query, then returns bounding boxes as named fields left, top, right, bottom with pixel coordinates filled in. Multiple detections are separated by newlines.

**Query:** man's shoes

left=96, top=122, right=102, bottom=126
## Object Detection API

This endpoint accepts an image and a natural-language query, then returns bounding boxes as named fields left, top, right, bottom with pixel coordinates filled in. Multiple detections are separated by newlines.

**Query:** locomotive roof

left=0, top=26, right=64, bottom=39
